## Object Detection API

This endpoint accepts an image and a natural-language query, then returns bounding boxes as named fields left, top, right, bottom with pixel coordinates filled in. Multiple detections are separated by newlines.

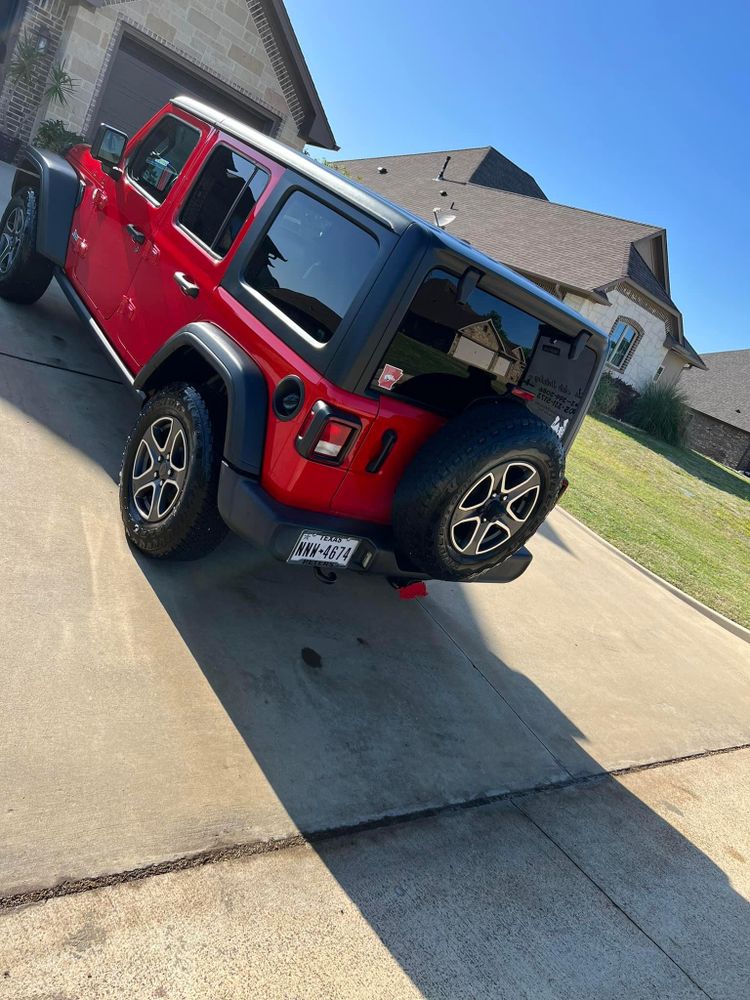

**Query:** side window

left=370, top=268, right=543, bottom=415
left=127, top=116, right=201, bottom=203
left=180, top=145, right=269, bottom=256
left=243, top=191, right=379, bottom=344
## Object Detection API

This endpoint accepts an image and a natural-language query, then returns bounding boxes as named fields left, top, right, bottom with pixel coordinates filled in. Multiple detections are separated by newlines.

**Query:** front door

left=120, top=135, right=275, bottom=369
left=74, top=112, right=207, bottom=324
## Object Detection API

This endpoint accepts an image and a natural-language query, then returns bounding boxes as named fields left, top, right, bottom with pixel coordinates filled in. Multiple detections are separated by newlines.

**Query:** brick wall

left=0, top=0, right=69, bottom=147
left=685, top=410, right=750, bottom=471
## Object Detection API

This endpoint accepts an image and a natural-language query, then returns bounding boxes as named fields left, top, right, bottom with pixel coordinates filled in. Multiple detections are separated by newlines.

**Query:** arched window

left=607, top=319, right=641, bottom=370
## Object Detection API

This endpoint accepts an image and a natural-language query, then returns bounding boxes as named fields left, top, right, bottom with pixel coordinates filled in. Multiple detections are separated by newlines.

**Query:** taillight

left=313, top=419, right=356, bottom=460
left=296, top=401, right=361, bottom=465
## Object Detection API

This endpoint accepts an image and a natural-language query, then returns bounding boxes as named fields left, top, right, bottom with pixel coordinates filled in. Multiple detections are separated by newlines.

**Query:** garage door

left=93, top=34, right=272, bottom=139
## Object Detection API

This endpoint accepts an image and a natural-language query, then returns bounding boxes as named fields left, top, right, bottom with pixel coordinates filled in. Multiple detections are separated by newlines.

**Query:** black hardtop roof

left=173, top=96, right=607, bottom=341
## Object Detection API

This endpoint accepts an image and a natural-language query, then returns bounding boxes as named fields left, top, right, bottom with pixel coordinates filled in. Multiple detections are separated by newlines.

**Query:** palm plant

left=3, top=32, right=45, bottom=139
left=45, top=61, right=76, bottom=106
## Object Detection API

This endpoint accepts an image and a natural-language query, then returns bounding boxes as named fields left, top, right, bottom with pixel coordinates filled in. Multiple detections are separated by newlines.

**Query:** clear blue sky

left=286, top=0, right=749, bottom=354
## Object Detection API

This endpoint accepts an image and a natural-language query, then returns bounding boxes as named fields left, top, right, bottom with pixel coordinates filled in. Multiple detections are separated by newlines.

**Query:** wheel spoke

left=131, top=437, right=156, bottom=483
left=157, top=479, right=180, bottom=518
left=458, top=471, right=494, bottom=511
left=500, top=462, right=539, bottom=499
left=168, top=425, right=187, bottom=469
left=505, top=484, right=541, bottom=523
left=475, top=520, right=512, bottom=555
left=0, top=239, right=13, bottom=273
left=450, top=515, right=481, bottom=554
left=133, top=481, right=156, bottom=520
left=10, top=207, right=24, bottom=234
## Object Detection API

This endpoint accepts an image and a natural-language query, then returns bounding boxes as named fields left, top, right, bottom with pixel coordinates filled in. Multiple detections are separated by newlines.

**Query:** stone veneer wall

left=5, top=0, right=306, bottom=151
left=564, top=285, right=681, bottom=390
left=685, top=410, right=750, bottom=472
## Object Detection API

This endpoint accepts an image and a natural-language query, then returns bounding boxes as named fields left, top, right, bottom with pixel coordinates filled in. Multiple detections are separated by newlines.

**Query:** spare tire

left=393, top=401, right=564, bottom=581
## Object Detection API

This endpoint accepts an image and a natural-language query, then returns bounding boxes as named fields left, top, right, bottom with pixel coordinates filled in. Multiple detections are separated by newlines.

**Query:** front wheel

left=0, top=188, right=53, bottom=304
left=119, top=383, right=228, bottom=560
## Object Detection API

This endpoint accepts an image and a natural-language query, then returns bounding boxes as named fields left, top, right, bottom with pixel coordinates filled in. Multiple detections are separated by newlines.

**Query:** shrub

left=35, top=119, right=86, bottom=154
left=591, top=371, right=620, bottom=415
left=627, top=381, right=690, bottom=446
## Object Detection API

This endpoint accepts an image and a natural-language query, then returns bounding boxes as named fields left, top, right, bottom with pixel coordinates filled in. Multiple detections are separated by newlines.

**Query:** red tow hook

left=397, top=581, right=428, bottom=600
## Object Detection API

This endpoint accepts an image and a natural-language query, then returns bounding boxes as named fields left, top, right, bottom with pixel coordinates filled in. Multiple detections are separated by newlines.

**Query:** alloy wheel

left=0, top=206, right=25, bottom=275
left=449, top=460, right=542, bottom=558
left=130, top=416, right=189, bottom=522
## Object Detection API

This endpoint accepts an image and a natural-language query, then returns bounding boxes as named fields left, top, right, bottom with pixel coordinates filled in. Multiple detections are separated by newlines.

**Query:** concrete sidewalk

left=2, top=749, right=747, bottom=999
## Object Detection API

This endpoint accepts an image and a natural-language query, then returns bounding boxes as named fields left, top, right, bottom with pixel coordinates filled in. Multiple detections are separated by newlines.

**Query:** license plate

left=288, top=531, right=359, bottom=567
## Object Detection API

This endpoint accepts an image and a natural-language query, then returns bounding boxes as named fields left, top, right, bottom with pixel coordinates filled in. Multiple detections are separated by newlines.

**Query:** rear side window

left=371, top=268, right=544, bottom=415
left=180, top=145, right=269, bottom=256
left=128, top=116, right=200, bottom=203
left=243, top=191, right=379, bottom=345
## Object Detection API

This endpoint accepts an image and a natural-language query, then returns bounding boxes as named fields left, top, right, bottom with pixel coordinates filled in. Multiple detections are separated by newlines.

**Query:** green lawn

left=559, top=415, right=750, bottom=628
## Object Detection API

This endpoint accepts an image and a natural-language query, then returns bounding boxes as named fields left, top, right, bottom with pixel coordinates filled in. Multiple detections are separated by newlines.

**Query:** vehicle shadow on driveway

left=136, top=540, right=750, bottom=998
left=1, top=294, right=747, bottom=996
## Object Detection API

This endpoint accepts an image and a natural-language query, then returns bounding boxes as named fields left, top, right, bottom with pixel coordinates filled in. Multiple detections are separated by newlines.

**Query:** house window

left=607, top=319, right=640, bottom=370
left=653, top=365, right=664, bottom=382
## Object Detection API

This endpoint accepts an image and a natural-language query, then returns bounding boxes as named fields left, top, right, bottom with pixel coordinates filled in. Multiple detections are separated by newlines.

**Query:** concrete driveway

left=1, top=163, right=749, bottom=997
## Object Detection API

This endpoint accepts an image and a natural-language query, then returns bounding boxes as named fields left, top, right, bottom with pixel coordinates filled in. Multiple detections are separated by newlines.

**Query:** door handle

left=126, top=224, right=145, bottom=245
left=173, top=272, right=200, bottom=298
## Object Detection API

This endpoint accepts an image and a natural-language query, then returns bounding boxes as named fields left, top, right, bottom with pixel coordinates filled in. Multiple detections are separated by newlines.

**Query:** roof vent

left=377, top=166, right=388, bottom=174
left=434, top=155, right=451, bottom=181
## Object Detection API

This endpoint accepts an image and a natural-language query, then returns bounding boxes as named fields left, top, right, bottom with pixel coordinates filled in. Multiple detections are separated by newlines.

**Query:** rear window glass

left=128, top=116, right=200, bottom=203
left=243, top=191, right=379, bottom=345
left=371, top=268, right=547, bottom=415
left=180, top=145, right=269, bottom=256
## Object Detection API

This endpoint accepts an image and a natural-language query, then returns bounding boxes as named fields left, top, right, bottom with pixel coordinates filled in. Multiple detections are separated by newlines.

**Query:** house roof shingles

left=679, top=350, right=750, bottom=433
left=339, top=151, right=661, bottom=297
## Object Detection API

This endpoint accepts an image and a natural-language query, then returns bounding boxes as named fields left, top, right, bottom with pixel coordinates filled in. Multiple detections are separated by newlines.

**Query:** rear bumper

left=217, top=463, right=532, bottom=584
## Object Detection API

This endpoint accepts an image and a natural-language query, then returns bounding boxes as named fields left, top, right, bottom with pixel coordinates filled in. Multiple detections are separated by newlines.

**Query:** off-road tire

left=393, top=401, right=564, bottom=582
left=120, top=383, right=228, bottom=560
left=0, top=188, right=54, bottom=304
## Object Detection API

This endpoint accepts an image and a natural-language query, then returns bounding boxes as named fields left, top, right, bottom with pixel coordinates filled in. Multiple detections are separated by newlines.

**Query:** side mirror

left=91, top=123, right=128, bottom=178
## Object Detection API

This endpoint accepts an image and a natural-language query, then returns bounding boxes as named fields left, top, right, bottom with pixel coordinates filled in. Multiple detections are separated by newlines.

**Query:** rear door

left=115, top=134, right=278, bottom=369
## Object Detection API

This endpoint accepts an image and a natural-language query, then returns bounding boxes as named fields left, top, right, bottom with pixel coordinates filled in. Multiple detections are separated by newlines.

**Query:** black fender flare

left=12, top=147, right=80, bottom=267
left=133, top=323, right=268, bottom=477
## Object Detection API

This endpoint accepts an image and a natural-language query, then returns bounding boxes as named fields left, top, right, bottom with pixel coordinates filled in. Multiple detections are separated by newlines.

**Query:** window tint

left=243, top=191, right=379, bottom=344
left=371, top=269, right=543, bottom=415
left=128, top=116, right=200, bottom=203
left=180, top=146, right=269, bottom=256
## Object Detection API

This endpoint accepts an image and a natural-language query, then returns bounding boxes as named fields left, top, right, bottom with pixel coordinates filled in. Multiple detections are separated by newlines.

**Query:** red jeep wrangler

left=0, top=98, right=607, bottom=586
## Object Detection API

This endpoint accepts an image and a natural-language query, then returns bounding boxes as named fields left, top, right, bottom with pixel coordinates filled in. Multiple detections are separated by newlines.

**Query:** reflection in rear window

left=371, top=268, right=545, bottom=415
left=243, top=191, right=379, bottom=344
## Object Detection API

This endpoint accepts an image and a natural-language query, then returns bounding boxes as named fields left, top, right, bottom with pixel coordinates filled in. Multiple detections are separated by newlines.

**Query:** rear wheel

left=393, top=401, right=564, bottom=581
left=0, top=188, right=53, bottom=304
left=119, top=383, right=227, bottom=560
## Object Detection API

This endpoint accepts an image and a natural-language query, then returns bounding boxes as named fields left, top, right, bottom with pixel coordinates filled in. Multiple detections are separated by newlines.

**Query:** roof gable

left=251, top=0, right=337, bottom=149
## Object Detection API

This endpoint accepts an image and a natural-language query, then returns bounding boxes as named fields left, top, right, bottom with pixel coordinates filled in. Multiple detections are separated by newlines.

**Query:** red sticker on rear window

left=378, top=364, right=404, bottom=390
